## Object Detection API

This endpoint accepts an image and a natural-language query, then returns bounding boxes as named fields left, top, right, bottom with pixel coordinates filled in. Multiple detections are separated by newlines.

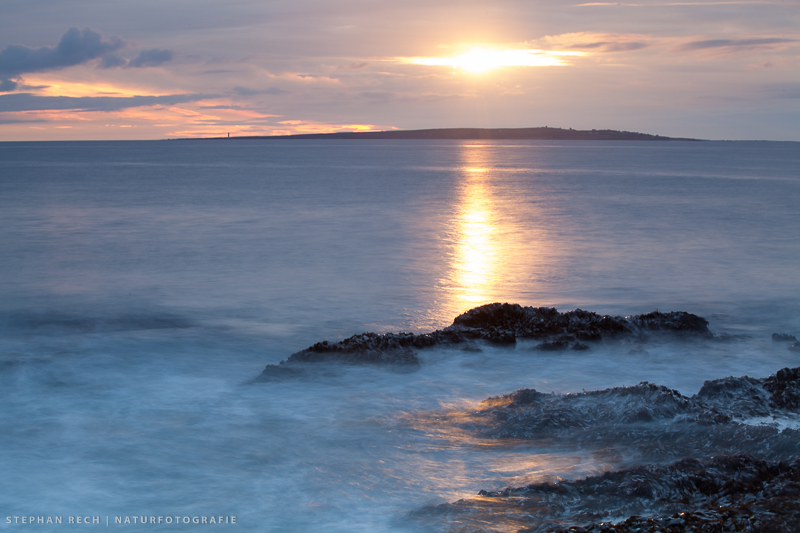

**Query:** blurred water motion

left=1, top=140, right=798, bottom=532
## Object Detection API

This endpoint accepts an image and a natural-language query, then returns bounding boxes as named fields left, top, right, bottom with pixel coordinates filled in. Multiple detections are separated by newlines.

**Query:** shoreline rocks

left=257, top=303, right=713, bottom=380
left=412, top=455, right=800, bottom=533
left=421, top=367, right=800, bottom=460
left=407, top=367, right=800, bottom=533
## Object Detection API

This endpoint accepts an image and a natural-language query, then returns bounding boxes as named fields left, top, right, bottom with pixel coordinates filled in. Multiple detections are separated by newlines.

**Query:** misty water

left=1, top=139, right=799, bottom=531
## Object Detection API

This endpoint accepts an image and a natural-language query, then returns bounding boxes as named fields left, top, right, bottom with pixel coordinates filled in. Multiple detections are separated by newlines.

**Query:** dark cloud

left=0, top=78, right=17, bottom=92
left=0, top=118, right=46, bottom=124
left=576, top=41, right=648, bottom=52
left=0, top=28, right=175, bottom=90
left=129, top=49, right=173, bottom=68
left=99, top=55, right=128, bottom=69
left=338, top=62, right=370, bottom=70
left=200, top=104, right=254, bottom=110
left=0, top=27, right=124, bottom=91
left=0, top=93, right=215, bottom=112
left=233, top=86, right=288, bottom=96
left=0, top=27, right=124, bottom=77
left=679, top=38, right=796, bottom=51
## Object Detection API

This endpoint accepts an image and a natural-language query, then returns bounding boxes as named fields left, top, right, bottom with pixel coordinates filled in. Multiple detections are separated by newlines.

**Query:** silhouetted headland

left=207, top=127, right=700, bottom=141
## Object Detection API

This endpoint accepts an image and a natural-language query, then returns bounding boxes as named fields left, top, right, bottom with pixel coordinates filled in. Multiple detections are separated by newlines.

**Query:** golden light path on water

left=452, top=162, right=496, bottom=307
left=440, top=142, right=545, bottom=318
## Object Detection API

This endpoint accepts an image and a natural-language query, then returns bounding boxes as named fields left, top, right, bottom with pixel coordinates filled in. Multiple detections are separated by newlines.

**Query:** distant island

left=207, top=127, right=700, bottom=141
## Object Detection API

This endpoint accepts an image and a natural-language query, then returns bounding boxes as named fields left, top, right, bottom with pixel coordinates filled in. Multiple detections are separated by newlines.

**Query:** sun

left=451, top=48, right=503, bottom=73
left=402, top=47, right=585, bottom=73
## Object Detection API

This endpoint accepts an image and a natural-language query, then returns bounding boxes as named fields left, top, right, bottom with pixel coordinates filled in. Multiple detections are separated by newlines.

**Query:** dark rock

left=409, top=367, right=800, bottom=465
left=405, top=367, right=800, bottom=533
left=695, top=374, right=772, bottom=417
left=254, top=364, right=307, bottom=381
left=256, top=303, right=714, bottom=380
left=763, top=367, right=800, bottom=410
left=288, top=333, right=423, bottom=365
left=409, top=455, right=800, bottom=533
left=773, top=333, right=798, bottom=343
left=536, top=340, right=570, bottom=351
left=452, top=303, right=712, bottom=341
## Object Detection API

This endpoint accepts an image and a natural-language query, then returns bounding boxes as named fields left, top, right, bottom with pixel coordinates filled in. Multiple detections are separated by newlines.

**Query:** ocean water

left=0, top=139, right=798, bottom=531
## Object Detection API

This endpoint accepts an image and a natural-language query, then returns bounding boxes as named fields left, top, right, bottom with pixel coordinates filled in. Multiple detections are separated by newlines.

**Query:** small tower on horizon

left=227, top=132, right=230, bottom=138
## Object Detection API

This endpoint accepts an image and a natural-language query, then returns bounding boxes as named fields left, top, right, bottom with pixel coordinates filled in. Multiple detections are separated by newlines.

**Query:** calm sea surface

left=1, top=139, right=799, bottom=531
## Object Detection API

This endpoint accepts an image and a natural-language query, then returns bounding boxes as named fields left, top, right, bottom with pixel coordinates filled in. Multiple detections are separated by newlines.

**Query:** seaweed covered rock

left=452, top=303, right=712, bottom=341
left=476, top=382, right=693, bottom=438
left=409, top=367, right=800, bottom=463
left=427, top=455, right=800, bottom=533
left=402, top=368, right=800, bottom=532
left=257, top=303, right=714, bottom=380
left=764, top=367, right=800, bottom=410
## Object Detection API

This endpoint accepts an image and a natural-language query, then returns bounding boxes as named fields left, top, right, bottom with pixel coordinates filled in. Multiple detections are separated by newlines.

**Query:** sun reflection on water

left=447, top=149, right=502, bottom=311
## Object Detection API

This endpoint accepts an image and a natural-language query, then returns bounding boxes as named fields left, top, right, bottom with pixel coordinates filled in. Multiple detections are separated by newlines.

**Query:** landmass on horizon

left=201, top=127, right=701, bottom=141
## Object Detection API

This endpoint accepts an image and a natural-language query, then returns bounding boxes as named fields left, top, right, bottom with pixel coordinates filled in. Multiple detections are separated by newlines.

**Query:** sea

left=1, top=139, right=798, bottom=531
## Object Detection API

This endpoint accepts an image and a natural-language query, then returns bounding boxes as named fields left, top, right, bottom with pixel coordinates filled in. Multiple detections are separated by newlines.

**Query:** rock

left=256, top=303, right=714, bottom=380
left=763, top=366, right=800, bottom=409
left=535, top=340, right=570, bottom=351
left=404, top=366, right=800, bottom=533
left=773, top=333, right=798, bottom=343
left=408, top=454, right=800, bottom=533
left=409, top=367, right=800, bottom=463
left=257, top=334, right=422, bottom=380
left=625, top=310, right=713, bottom=337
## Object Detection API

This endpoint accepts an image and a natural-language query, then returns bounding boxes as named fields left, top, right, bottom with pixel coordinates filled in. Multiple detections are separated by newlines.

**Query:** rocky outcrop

left=407, top=368, right=800, bottom=533
left=411, top=455, right=800, bottom=533
left=452, top=304, right=712, bottom=341
left=423, top=367, right=800, bottom=461
left=257, top=303, right=713, bottom=380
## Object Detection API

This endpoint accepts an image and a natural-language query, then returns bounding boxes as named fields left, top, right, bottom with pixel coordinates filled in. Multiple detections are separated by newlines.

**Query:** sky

left=0, top=0, right=798, bottom=141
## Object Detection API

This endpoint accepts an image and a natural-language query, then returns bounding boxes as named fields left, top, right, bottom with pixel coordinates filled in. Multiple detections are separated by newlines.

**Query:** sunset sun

left=404, top=47, right=584, bottom=73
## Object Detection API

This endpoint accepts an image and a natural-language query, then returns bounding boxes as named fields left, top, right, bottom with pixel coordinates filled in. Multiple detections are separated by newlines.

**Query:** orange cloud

left=19, top=74, right=168, bottom=98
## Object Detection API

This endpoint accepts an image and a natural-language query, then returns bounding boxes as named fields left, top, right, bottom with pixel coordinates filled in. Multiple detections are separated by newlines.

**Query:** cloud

left=99, top=55, right=128, bottom=69
left=575, top=2, right=784, bottom=6
left=0, top=118, right=47, bottom=125
left=338, top=62, right=370, bottom=70
left=0, top=78, right=17, bottom=92
left=0, top=93, right=214, bottom=113
left=233, top=86, right=288, bottom=96
left=534, top=32, right=652, bottom=54
left=679, top=38, right=796, bottom=51
left=0, top=28, right=124, bottom=79
left=129, top=49, right=173, bottom=68
left=576, top=41, right=649, bottom=52
left=0, top=28, right=175, bottom=91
